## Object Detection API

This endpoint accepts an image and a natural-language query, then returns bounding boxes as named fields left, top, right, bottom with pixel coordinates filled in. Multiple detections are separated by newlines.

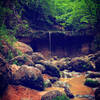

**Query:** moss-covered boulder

left=84, top=78, right=100, bottom=88
left=68, top=59, right=94, bottom=72
left=37, top=61, right=60, bottom=78
left=10, top=65, right=44, bottom=91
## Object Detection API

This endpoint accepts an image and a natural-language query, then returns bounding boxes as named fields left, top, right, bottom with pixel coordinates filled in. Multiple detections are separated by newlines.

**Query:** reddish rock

left=1, top=85, right=41, bottom=100
left=13, top=41, right=33, bottom=54
left=10, top=65, right=44, bottom=91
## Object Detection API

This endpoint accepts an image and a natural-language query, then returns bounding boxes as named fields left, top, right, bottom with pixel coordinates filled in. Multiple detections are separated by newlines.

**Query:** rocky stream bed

left=0, top=41, right=100, bottom=100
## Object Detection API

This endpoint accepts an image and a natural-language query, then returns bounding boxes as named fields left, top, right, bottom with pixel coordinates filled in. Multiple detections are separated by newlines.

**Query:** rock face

left=95, top=87, right=100, bottom=100
left=13, top=41, right=33, bottom=54
left=2, top=85, right=41, bottom=100
left=0, top=57, right=11, bottom=96
left=41, top=90, right=62, bottom=100
left=10, top=65, right=44, bottom=91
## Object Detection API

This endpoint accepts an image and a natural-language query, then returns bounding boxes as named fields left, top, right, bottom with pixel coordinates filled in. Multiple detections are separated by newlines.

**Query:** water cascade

left=49, top=32, right=52, bottom=58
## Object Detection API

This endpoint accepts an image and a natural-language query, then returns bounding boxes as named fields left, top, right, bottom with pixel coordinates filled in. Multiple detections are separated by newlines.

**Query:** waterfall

left=49, top=32, right=52, bottom=58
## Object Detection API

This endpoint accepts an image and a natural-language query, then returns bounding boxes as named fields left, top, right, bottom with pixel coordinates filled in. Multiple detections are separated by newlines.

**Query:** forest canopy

left=0, top=0, right=100, bottom=32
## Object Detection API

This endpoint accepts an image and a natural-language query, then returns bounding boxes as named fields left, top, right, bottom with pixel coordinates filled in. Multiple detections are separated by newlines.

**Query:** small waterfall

left=49, top=32, right=52, bottom=58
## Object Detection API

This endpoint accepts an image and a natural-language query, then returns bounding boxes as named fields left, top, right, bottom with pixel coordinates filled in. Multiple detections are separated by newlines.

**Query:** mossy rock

left=84, top=78, right=100, bottom=88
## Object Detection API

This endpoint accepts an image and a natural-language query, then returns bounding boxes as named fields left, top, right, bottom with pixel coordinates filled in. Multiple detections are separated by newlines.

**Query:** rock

left=10, top=64, right=20, bottom=74
left=13, top=41, right=33, bottom=54
left=95, top=87, right=100, bottom=100
left=44, top=79, right=52, bottom=88
left=0, top=57, right=11, bottom=96
left=41, top=90, right=62, bottom=100
left=10, top=65, right=44, bottom=91
left=64, top=87, right=74, bottom=98
left=61, top=70, right=73, bottom=78
left=68, top=59, right=94, bottom=72
left=35, top=64, right=45, bottom=73
left=53, top=81, right=70, bottom=88
left=84, top=78, right=100, bottom=88
left=37, top=61, right=60, bottom=78
left=49, top=77, right=59, bottom=83
left=54, top=57, right=71, bottom=71
left=32, top=52, right=45, bottom=63
left=9, top=55, right=34, bottom=66
left=76, top=94, right=95, bottom=100
left=1, top=85, right=41, bottom=100
left=95, top=57, right=100, bottom=71
left=86, top=72, right=100, bottom=78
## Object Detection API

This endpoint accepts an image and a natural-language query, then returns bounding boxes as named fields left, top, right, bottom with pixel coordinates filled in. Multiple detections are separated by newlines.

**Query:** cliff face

left=17, top=32, right=94, bottom=58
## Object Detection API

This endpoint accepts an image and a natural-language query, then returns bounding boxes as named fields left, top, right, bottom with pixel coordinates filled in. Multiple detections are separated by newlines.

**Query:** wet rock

left=95, top=87, right=100, bottom=100
left=35, top=64, right=45, bottom=73
left=37, top=61, right=60, bottom=78
left=0, top=57, right=11, bottom=96
left=1, top=85, right=41, bottom=100
left=41, top=90, right=62, bottom=100
left=86, top=72, right=100, bottom=78
left=61, top=70, right=73, bottom=78
left=68, top=59, right=94, bottom=72
left=49, top=77, right=59, bottom=83
left=13, top=41, right=33, bottom=54
left=76, top=94, right=95, bottom=100
left=95, top=58, right=100, bottom=71
left=84, top=78, right=100, bottom=88
left=44, top=79, right=52, bottom=88
left=9, top=55, right=34, bottom=66
left=32, top=52, right=45, bottom=63
left=56, top=57, right=71, bottom=71
left=10, top=65, right=44, bottom=91
left=53, top=81, right=70, bottom=88
left=64, top=87, right=74, bottom=98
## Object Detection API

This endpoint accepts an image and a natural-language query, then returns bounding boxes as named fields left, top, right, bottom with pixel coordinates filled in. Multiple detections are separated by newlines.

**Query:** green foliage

left=52, top=94, right=70, bottom=100
left=54, top=0, right=98, bottom=31
left=0, top=24, right=16, bottom=45
left=0, top=6, right=13, bottom=26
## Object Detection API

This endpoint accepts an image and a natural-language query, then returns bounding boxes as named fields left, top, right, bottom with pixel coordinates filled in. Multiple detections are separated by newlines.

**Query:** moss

left=53, top=94, right=70, bottom=100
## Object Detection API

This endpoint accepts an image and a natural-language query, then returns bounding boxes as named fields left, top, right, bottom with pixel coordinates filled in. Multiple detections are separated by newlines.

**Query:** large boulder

left=37, top=61, right=60, bottom=78
left=13, top=41, right=33, bottom=54
left=84, top=78, right=100, bottom=88
left=0, top=57, right=11, bottom=96
left=10, top=65, right=44, bottom=91
left=41, top=90, right=62, bottom=100
left=68, top=59, right=94, bottom=72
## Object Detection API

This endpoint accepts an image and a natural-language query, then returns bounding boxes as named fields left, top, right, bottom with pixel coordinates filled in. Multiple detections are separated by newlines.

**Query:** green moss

left=53, top=94, right=70, bottom=100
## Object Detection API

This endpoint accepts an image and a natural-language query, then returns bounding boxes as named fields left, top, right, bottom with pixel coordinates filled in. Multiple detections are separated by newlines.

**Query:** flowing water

left=49, top=32, right=52, bottom=58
